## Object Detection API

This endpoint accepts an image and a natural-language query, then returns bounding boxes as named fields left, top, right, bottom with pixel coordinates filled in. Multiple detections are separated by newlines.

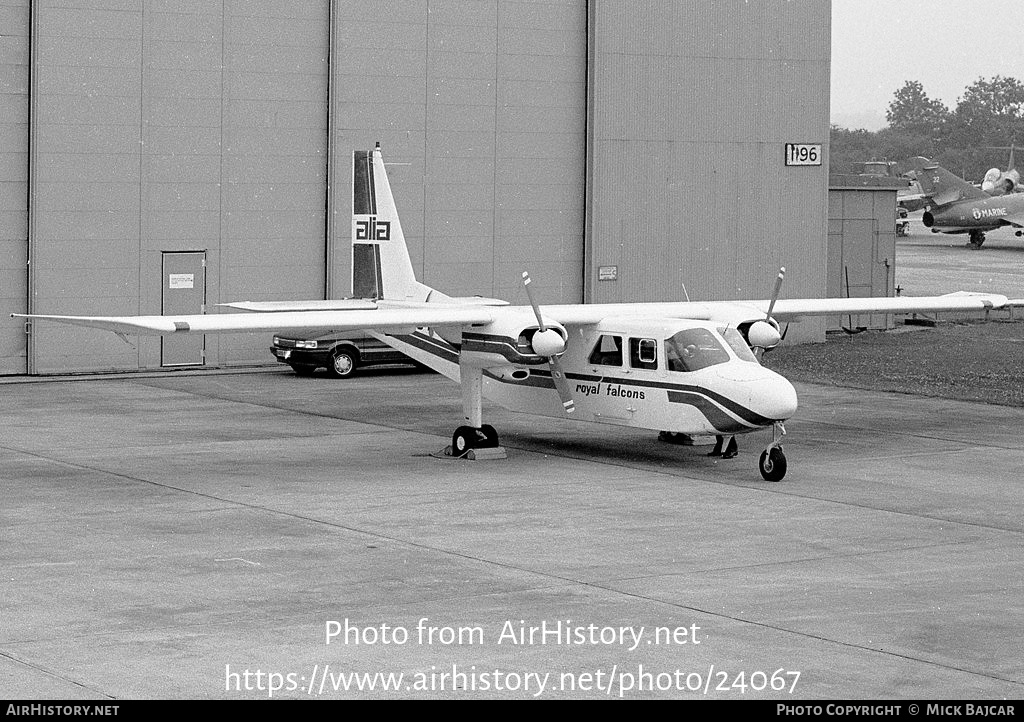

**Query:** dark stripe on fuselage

left=461, top=331, right=546, bottom=365
left=388, top=331, right=772, bottom=432
left=531, top=368, right=775, bottom=428
left=664, top=390, right=755, bottom=433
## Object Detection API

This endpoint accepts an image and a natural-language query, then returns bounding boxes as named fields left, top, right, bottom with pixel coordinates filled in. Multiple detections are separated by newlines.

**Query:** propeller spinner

left=522, top=272, right=575, bottom=414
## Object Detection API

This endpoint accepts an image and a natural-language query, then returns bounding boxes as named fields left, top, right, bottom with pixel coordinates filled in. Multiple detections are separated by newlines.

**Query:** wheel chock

left=438, top=445, right=507, bottom=460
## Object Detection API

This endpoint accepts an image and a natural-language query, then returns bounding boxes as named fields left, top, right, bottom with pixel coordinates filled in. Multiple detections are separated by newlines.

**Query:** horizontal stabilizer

left=220, top=299, right=379, bottom=312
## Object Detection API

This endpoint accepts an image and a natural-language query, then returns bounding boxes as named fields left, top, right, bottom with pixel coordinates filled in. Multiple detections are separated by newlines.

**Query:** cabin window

left=629, top=338, right=658, bottom=370
left=588, top=334, right=623, bottom=366
left=664, top=328, right=731, bottom=372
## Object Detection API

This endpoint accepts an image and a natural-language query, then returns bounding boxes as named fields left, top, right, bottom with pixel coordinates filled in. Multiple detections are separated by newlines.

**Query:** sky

left=831, top=0, right=1024, bottom=130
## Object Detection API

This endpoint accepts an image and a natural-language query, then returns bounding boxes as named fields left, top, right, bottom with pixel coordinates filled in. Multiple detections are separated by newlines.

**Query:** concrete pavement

left=2, top=368, right=1022, bottom=699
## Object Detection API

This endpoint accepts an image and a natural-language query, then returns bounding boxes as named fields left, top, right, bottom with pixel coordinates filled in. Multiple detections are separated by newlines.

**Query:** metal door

left=161, top=251, right=206, bottom=366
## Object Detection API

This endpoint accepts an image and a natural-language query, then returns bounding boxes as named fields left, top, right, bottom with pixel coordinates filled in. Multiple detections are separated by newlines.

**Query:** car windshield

left=664, top=328, right=732, bottom=372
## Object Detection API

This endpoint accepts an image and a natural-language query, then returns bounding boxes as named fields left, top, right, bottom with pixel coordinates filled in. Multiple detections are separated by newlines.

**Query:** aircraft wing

left=998, top=212, right=1024, bottom=228
left=759, top=293, right=1009, bottom=322
left=540, top=293, right=1008, bottom=326
left=14, top=306, right=496, bottom=336
left=15, top=292, right=1008, bottom=337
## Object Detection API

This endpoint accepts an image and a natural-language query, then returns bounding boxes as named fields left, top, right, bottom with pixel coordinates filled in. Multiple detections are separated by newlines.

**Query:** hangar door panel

left=161, top=252, right=206, bottom=367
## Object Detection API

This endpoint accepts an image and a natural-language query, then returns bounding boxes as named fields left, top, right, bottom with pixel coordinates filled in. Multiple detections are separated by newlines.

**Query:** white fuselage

left=377, top=319, right=798, bottom=436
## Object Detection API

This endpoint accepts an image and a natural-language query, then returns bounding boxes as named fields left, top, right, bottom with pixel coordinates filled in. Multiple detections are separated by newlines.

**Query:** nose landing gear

left=759, top=422, right=788, bottom=482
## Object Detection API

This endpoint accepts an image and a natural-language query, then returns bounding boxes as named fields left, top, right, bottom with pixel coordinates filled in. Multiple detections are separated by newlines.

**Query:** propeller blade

left=765, top=267, right=785, bottom=320
left=549, top=356, right=576, bottom=414
left=521, top=271, right=547, bottom=331
left=522, top=271, right=574, bottom=414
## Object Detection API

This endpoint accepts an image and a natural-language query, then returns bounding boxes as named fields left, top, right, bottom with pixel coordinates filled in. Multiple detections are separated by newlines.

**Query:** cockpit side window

left=588, top=334, right=623, bottom=366
left=719, top=327, right=758, bottom=363
left=664, top=328, right=731, bottom=372
left=629, top=338, right=658, bottom=370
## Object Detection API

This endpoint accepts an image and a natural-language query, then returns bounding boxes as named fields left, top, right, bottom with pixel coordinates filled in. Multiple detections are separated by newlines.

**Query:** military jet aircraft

left=981, top=144, right=1020, bottom=196
left=15, top=145, right=1012, bottom=481
left=912, top=156, right=1024, bottom=248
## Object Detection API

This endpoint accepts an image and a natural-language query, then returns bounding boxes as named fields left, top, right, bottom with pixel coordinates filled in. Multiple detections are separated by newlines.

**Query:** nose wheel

left=759, top=422, right=788, bottom=482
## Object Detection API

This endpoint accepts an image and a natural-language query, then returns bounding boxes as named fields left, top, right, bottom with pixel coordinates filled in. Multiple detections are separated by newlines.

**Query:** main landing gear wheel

left=451, top=425, right=500, bottom=458
left=759, top=446, right=787, bottom=482
left=968, top=231, right=986, bottom=249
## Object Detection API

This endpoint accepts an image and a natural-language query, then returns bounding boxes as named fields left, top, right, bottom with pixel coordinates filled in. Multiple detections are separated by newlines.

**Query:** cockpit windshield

left=719, top=327, right=758, bottom=363
left=664, top=328, right=732, bottom=372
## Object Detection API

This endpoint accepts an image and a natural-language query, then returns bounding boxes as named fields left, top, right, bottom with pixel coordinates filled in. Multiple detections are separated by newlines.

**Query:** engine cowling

left=459, top=310, right=568, bottom=368
left=742, top=319, right=782, bottom=350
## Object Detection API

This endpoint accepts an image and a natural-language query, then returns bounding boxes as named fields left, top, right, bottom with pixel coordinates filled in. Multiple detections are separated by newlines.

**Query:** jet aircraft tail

left=910, top=156, right=989, bottom=207
left=352, top=144, right=444, bottom=302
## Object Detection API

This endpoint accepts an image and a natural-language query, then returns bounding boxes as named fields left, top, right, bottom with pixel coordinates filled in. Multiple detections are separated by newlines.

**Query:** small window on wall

left=588, top=334, right=623, bottom=366
left=630, top=338, right=658, bottom=370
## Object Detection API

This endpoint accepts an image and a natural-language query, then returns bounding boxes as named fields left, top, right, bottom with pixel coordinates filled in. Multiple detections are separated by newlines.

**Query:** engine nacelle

left=737, top=318, right=782, bottom=351
left=459, top=310, right=567, bottom=368
left=746, top=319, right=782, bottom=349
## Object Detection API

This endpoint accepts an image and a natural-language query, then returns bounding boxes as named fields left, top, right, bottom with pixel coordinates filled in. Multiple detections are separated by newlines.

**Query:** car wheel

left=327, top=348, right=357, bottom=378
left=291, top=364, right=316, bottom=377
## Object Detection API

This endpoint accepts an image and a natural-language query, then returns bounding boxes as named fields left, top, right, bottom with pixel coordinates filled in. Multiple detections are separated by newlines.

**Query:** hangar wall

left=6, top=0, right=831, bottom=375
left=325, top=0, right=588, bottom=307
left=24, top=0, right=330, bottom=374
left=0, top=1, right=29, bottom=375
left=585, top=1, right=830, bottom=343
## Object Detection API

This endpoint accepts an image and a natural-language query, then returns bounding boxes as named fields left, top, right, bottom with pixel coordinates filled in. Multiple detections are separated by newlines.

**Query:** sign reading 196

left=784, top=143, right=822, bottom=166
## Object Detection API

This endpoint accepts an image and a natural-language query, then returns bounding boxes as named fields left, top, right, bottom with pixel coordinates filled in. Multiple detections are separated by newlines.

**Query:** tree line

left=830, top=77, right=1024, bottom=181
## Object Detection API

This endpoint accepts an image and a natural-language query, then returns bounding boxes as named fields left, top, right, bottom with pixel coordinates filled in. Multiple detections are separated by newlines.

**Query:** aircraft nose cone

left=769, top=374, right=799, bottom=420
left=714, top=363, right=798, bottom=421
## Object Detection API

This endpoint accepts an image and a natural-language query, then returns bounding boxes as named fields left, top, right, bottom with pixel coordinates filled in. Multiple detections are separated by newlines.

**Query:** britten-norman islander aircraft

left=16, top=145, right=1011, bottom=481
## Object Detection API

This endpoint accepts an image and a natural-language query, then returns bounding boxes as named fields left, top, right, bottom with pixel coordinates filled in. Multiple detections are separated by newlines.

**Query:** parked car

left=271, top=332, right=413, bottom=378
left=896, top=206, right=910, bottom=236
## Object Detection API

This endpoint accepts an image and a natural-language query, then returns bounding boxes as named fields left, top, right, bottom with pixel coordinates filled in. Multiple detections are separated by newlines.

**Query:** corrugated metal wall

left=0, top=0, right=28, bottom=374
left=25, top=0, right=329, bottom=373
left=827, top=187, right=898, bottom=330
left=7, top=0, right=831, bottom=374
left=585, top=0, right=830, bottom=343
left=327, top=0, right=588, bottom=307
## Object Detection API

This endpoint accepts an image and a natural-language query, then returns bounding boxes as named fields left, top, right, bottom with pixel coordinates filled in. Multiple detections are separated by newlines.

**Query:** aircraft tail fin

left=352, top=144, right=441, bottom=302
left=910, top=156, right=989, bottom=206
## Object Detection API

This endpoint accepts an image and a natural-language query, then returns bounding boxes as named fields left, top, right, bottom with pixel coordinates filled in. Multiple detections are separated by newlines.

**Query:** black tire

left=759, top=447, right=787, bottom=482
left=326, top=348, right=358, bottom=378
left=479, top=424, right=499, bottom=448
left=452, top=426, right=478, bottom=457
left=291, top=364, right=316, bottom=377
